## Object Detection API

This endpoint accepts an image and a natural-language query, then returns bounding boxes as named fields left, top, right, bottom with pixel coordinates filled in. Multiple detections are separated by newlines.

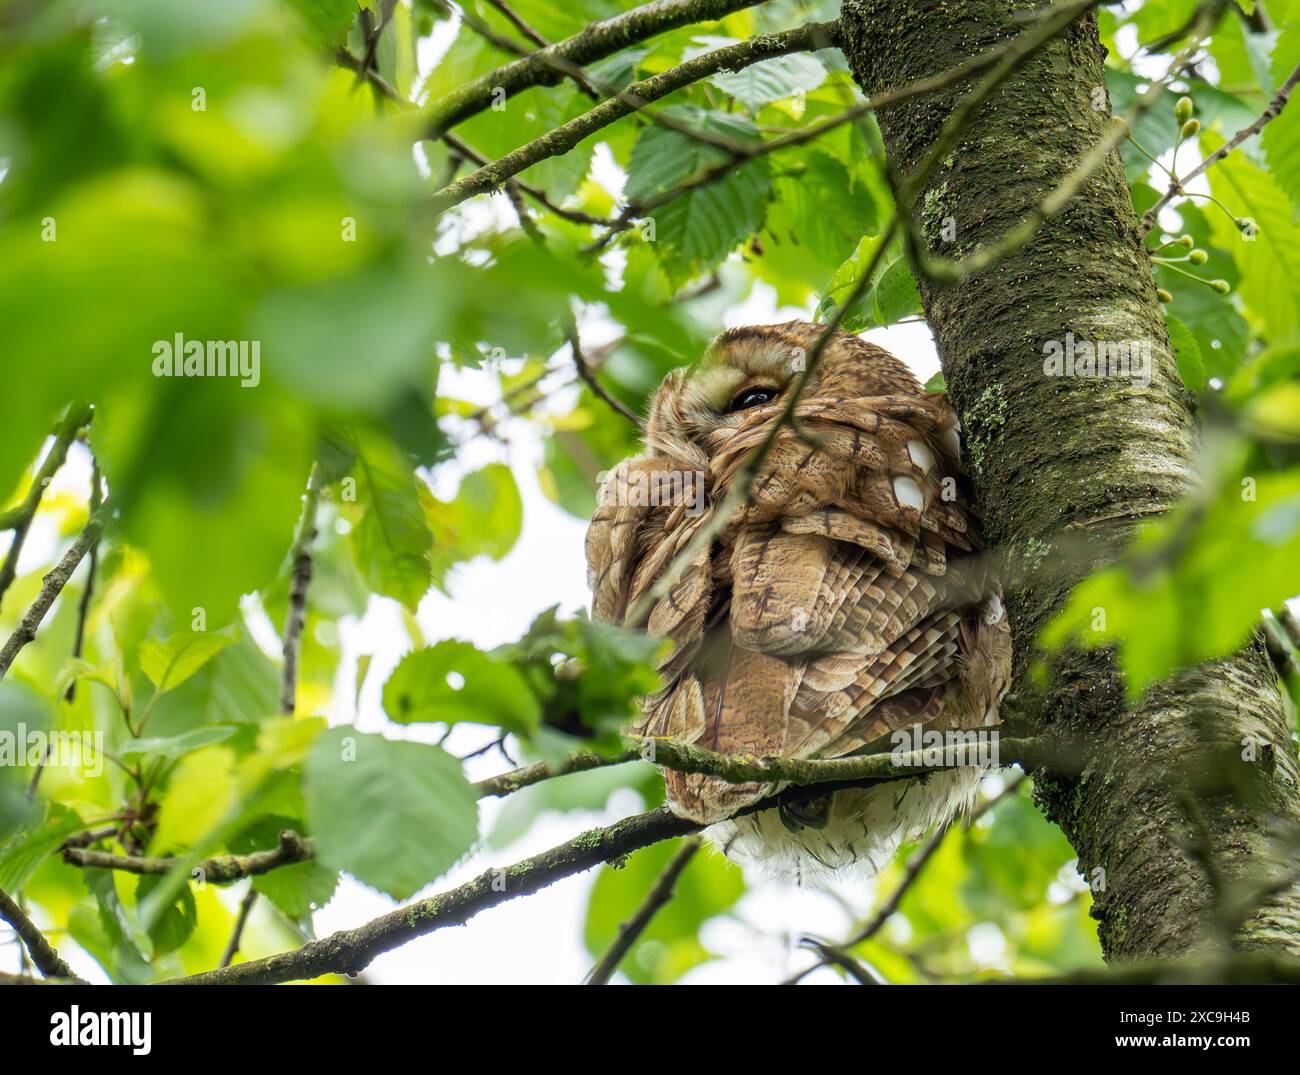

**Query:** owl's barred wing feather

left=586, top=326, right=1010, bottom=867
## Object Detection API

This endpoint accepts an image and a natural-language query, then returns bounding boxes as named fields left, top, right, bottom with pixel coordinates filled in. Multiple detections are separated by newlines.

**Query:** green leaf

left=1166, top=315, right=1207, bottom=392
left=136, top=873, right=198, bottom=956
left=285, top=0, right=360, bottom=50
left=0, top=803, right=83, bottom=891
left=817, top=234, right=921, bottom=330
left=251, top=265, right=440, bottom=412
left=426, top=463, right=524, bottom=589
left=1208, top=144, right=1300, bottom=343
left=119, top=725, right=240, bottom=760
left=767, top=149, right=881, bottom=269
left=151, top=745, right=239, bottom=853
left=625, top=108, right=772, bottom=284
left=233, top=816, right=339, bottom=923
left=383, top=640, right=541, bottom=734
left=710, top=53, right=828, bottom=112
left=493, top=609, right=664, bottom=743
left=304, top=729, right=479, bottom=900
left=139, top=625, right=241, bottom=695
left=1263, top=25, right=1300, bottom=209
left=345, top=429, right=433, bottom=611
left=76, top=868, right=152, bottom=984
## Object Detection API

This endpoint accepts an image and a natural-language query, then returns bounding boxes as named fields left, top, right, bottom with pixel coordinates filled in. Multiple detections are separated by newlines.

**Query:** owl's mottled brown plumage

left=586, top=321, right=1010, bottom=879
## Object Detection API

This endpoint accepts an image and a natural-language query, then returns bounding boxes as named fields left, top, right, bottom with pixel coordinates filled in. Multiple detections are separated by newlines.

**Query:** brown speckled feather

left=586, top=322, right=1011, bottom=850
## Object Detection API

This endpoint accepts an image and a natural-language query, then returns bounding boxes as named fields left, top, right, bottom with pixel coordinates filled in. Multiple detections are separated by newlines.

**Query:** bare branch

left=568, top=325, right=644, bottom=428
left=584, top=835, right=701, bottom=984
left=1141, top=61, right=1300, bottom=235
left=281, top=464, right=322, bottom=715
left=473, top=748, right=640, bottom=797
left=0, top=404, right=91, bottom=613
left=163, top=806, right=698, bottom=983
left=62, top=829, right=313, bottom=884
left=442, top=133, right=615, bottom=226
left=785, top=772, right=1028, bottom=984
left=0, top=500, right=110, bottom=682
left=430, top=21, right=840, bottom=214
left=220, top=889, right=259, bottom=969
left=0, top=885, right=85, bottom=982
left=484, top=0, right=548, bottom=50
left=422, top=0, right=767, bottom=138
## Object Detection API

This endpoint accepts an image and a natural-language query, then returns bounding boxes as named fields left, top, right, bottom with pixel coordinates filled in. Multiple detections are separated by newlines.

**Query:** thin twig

left=27, top=462, right=104, bottom=799
left=584, top=835, right=701, bottom=984
left=0, top=500, right=111, bottom=682
left=281, top=464, right=322, bottom=715
left=795, top=938, right=886, bottom=984
left=220, top=889, right=259, bottom=968
left=784, top=772, right=1028, bottom=984
left=474, top=748, right=641, bottom=796
left=568, top=324, right=644, bottom=428
left=484, top=0, right=549, bottom=49
left=62, top=458, right=102, bottom=704
left=475, top=0, right=601, bottom=99
left=0, top=404, right=91, bottom=613
left=442, top=133, right=616, bottom=226
left=422, top=0, right=765, bottom=138
left=1141, top=61, right=1300, bottom=234
left=336, top=46, right=405, bottom=102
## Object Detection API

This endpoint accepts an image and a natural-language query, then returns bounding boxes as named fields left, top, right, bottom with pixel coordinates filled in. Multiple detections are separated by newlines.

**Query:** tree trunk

left=839, top=0, right=1300, bottom=963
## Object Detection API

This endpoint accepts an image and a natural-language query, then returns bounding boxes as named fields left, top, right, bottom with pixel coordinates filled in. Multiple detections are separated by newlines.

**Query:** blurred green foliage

left=0, top=0, right=1294, bottom=983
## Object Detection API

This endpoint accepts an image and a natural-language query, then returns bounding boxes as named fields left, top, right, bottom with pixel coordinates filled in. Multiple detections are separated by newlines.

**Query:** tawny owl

left=586, top=321, right=1010, bottom=881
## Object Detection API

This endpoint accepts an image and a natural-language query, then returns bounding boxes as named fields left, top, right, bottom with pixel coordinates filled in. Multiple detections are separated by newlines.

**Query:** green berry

left=1175, top=96, right=1194, bottom=123
left=1209, top=279, right=1230, bottom=294
left=1188, top=249, right=1208, bottom=265
left=1179, top=118, right=1201, bottom=139
left=1178, top=235, right=1194, bottom=249
left=1157, top=288, right=1173, bottom=303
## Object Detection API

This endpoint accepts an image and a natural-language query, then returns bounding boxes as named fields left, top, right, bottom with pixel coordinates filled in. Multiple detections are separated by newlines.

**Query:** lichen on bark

left=839, top=0, right=1300, bottom=963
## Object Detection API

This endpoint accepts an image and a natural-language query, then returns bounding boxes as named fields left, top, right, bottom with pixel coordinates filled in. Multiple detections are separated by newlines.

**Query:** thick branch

left=164, top=807, right=697, bottom=983
left=62, top=829, right=312, bottom=884
left=422, top=0, right=767, bottom=138
left=841, top=0, right=1300, bottom=961
left=159, top=739, right=1043, bottom=985
left=0, top=885, right=85, bottom=982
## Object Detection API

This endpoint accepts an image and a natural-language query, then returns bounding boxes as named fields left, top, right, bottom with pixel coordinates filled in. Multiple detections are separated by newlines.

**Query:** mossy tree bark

left=840, top=0, right=1300, bottom=962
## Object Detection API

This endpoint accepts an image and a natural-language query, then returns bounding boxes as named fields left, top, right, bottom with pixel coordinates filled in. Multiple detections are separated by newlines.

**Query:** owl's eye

left=727, top=386, right=778, bottom=413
